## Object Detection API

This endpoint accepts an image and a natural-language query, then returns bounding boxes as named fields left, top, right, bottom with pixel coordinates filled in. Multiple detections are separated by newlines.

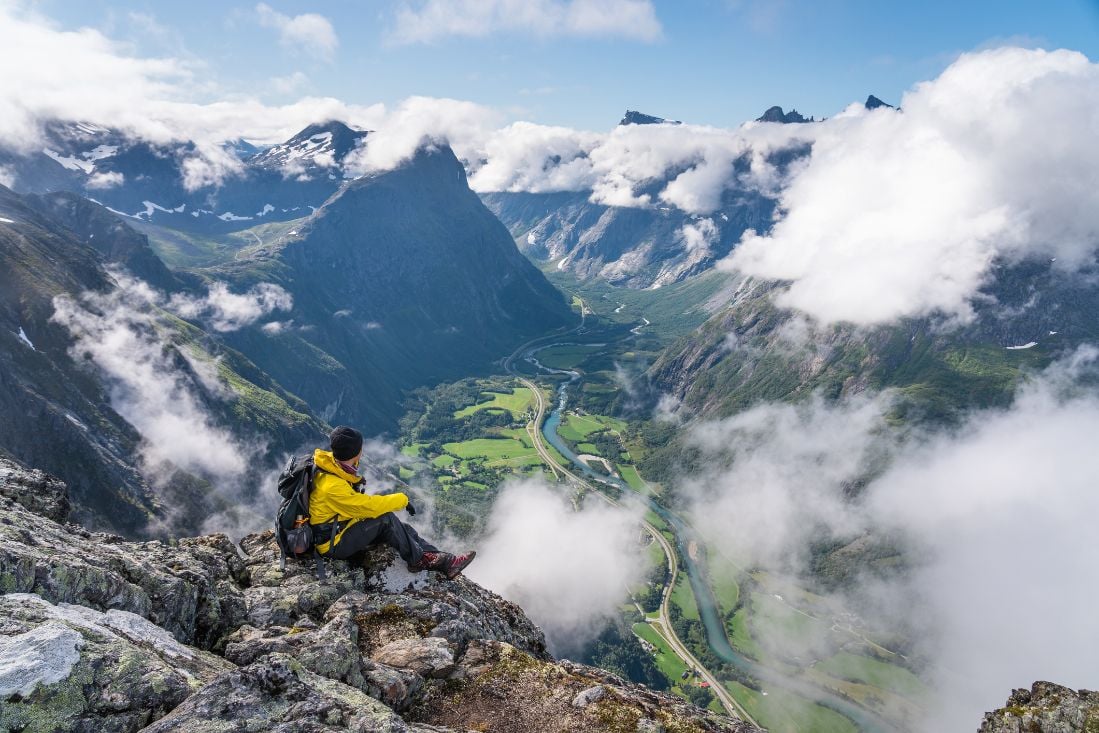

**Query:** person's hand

left=406, top=500, right=417, bottom=516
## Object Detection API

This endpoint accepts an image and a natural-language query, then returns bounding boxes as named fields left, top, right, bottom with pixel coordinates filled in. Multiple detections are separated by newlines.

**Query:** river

left=528, top=345, right=899, bottom=733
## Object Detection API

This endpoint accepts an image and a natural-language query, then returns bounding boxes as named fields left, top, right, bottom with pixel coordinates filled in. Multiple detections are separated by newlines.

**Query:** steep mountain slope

left=480, top=112, right=794, bottom=289
left=481, top=185, right=776, bottom=289
left=0, top=184, right=325, bottom=535
left=209, top=145, right=575, bottom=433
left=648, top=257, right=1095, bottom=425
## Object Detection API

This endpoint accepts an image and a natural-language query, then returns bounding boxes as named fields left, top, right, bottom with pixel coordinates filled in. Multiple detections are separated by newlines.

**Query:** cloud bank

left=724, top=48, right=1099, bottom=326
left=681, top=348, right=1099, bottom=730
left=390, top=0, right=663, bottom=44
left=50, top=274, right=250, bottom=481
left=466, top=479, right=646, bottom=656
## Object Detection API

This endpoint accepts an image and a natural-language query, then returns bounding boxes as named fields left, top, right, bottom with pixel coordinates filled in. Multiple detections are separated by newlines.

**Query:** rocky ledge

left=980, top=682, right=1099, bottom=733
left=0, top=457, right=756, bottom=732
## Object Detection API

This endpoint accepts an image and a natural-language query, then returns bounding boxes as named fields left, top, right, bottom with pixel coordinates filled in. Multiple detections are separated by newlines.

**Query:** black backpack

left=275, top=454, right=338, bottom=580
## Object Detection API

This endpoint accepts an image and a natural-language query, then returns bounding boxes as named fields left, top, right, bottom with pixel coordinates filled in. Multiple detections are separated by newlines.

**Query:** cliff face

left=0, top=457, right=754, bottom=733
left=979, top=682, right=1099, bottom=733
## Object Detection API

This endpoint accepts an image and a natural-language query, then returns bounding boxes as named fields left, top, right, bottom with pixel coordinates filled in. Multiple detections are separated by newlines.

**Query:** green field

left=558, top=412, right=628, bottom=442
left=815, top=652, right=928, bottom=701
left=453, top=387, right=533, bottom=419
left=632, top=623, right=686, bottom=679
left=443, top=438, right=530, bottom=460
left=669, top=573, right=700, bottom=621
left=535, top=343, right=605, bottom=370
left=724, top=681, right=857, bottom=733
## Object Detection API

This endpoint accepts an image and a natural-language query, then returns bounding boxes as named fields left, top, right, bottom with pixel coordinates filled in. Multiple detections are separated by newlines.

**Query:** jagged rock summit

left=865, top=94, right=895, bottom=110
left=0, top=457, right=755, bottom=732
left=755, top=105, right=813, bottom=123
left=980, top=682, right=1099, bottom=733
left=620, top=110, right=682, bottom=125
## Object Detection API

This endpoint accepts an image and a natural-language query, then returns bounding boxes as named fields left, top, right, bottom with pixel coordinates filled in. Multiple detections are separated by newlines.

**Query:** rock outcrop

left=0, top=460, right=756, bottom=732
left=980, top=682, right=1099, bottom=733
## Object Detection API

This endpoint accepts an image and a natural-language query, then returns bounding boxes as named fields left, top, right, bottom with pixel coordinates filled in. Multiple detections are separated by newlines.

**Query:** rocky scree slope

left=0, top=458, right=753, bottom=733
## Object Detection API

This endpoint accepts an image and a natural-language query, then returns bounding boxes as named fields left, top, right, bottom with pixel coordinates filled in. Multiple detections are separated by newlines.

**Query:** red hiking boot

left=443, top=551, right=476, bottom=580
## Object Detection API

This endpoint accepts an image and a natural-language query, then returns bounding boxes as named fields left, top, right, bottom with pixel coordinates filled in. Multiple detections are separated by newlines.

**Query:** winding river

left=527, top=345, right=899, bottom=733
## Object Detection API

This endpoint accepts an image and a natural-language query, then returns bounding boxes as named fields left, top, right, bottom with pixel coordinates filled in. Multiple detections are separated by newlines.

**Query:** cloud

left=390, top=0, right=662, bottom=44
left=345, top=96, right=501, bottom=174
left=678, top=217, right=717, bottom=254
left=85, top=170, right=124, bottom=189
left=681, top=347, right=1099, bottom=731
left=169, top=281, right=293, bottom=332
left=49, top=272, right=250, bottom=482
left=255, top=3, right=338, bottom=62
left=466, top=121, right=600, bottom=192
left=466, top=479, right=646, bottom=656
left=0, top=4, right=383, bottom=152
left=269, top=70, right=309, bottom=95
left=723, top=47, right=1099, bottom=326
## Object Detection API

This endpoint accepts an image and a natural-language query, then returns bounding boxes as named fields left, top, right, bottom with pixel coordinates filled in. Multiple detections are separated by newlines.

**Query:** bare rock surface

left=979, top=682, right=1099, bottom=733
left=0, top=461, right=759, bottom=732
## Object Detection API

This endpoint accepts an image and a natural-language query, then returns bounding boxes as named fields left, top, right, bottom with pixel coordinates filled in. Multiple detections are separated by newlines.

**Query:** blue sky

left=33, top=0, right=1099, bottom=130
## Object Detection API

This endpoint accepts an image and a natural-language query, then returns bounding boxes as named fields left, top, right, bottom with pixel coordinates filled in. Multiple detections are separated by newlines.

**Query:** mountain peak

left=756, top=106, right=812, bottom=124
left=619, top=110, right=681, bottom=126
left=865, top=94, right=894, bottom=110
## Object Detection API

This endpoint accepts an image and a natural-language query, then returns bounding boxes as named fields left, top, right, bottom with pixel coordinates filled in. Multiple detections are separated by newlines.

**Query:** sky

left=34, top=0, right=1099, bottom=131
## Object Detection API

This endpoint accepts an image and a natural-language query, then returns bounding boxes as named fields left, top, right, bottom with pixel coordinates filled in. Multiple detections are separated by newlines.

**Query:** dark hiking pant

left=328, top=512, right=439, bottom=566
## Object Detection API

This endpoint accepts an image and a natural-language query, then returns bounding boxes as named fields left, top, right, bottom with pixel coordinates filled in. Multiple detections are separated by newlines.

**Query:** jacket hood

left=313, top=449, right=362, bottom=484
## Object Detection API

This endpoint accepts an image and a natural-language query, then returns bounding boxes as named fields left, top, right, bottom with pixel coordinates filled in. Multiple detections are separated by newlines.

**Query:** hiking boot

left=407, top=551, right=445, bottom=573
left=442, top=550, right=476, bottom=580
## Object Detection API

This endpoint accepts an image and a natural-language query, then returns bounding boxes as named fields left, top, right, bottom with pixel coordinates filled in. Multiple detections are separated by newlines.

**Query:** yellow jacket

left=309, top=449, right=408, bottom=554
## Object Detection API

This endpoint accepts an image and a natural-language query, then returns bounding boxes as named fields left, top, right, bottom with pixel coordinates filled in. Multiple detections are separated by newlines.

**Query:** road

left=502, top=306, right=757, bottom=726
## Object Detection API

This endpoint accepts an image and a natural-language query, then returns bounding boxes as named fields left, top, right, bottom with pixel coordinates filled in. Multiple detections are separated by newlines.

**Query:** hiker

left=310, top=426, right=476, bottom=579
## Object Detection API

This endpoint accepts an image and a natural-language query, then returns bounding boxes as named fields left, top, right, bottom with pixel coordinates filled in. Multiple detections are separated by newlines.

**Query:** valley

left=395, top=286, right=929, bottom=733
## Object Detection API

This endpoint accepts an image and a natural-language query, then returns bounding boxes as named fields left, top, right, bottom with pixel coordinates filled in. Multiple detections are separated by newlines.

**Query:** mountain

left=0, top=460, right=754, bottom=733
left=0, top=120, right=369, bottom=233
left=648, top=257, right=1097, bottom=426
left=0, top=184, right=326, bottom=535
left=207, top=145, right=575, bottom=433
left=865, top=94, right=895, bottom=110
left=755, top=105, right=813, bottom=123
left=620, top=110, right=682, bottom=125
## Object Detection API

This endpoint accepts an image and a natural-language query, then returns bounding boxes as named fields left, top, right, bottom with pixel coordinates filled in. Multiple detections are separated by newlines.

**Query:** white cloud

left=0, top=165, right=16, bottom=188
left=255, top=3, right=338, bottom=62
left=390, top=0, right=662, bottom=44
left=466, top=479, right=646, bottom=656
left=269, top=70, right=309, bottom=95
left=169, top=281, right=292, bottom=332
left=0, top=4, right=383, bottom=154
left=678, top=217, right=717, bottom=254
left=723, top=47, right=1099, bottom=326
left=466, top=121, right=600, bottom=192
left=345, top=96, right=501, bottom=174
left=49, top=273, right=248, bottom=481
left=85, top=170, right=124, bottom=189
left=681, top=347, right=1099, bottom=731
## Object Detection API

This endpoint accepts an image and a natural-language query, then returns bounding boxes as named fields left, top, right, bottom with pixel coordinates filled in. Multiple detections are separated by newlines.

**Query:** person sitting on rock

left=310, top=426, right=475, bottom=579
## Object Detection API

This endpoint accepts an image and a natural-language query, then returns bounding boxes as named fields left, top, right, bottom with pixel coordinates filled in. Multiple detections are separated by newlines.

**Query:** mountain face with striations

left=0, top=459, right=755, bottom=733
left=0, top=120, right=368, bottom=233
left=481, top=111, right=791, bottom=289
left=206, top=144, right=574, bottom=432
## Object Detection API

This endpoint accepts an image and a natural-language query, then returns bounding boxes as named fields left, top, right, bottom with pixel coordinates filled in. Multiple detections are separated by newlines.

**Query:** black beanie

left=329, top=426, right=363, bottom=461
